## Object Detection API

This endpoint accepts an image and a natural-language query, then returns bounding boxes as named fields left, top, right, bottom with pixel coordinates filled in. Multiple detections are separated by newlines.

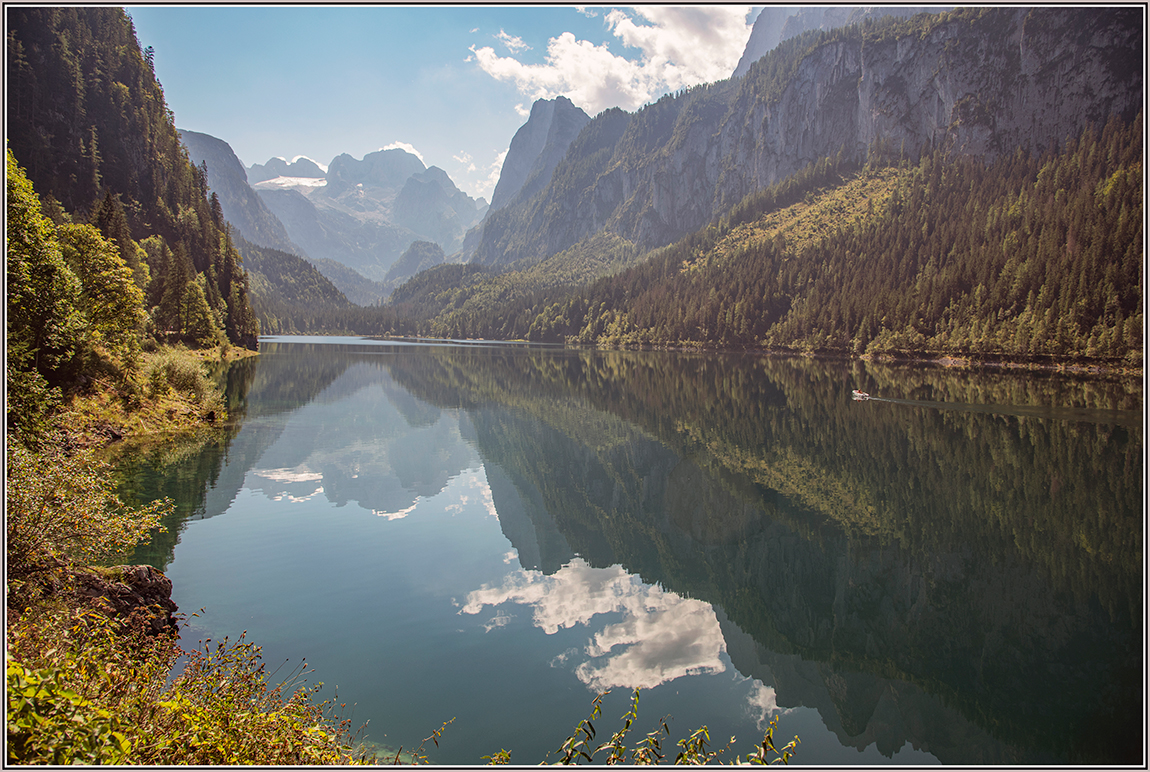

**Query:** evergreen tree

left=6, top=6, right=260, bottom=349
left=90, top=189, right=148, bottom=289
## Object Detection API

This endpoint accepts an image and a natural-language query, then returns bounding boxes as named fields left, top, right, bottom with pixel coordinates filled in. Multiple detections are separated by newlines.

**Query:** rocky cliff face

left=732, top=6, right=950, bottom=79
left=179, top=129, right=306, bottom=257
left=393, top=167, right=486, bottom=251
left=475, top=7, right=1141, bottom=268
left=73, top=564, right=179, bottom=637
left=489, top=96, right=592, bottom=212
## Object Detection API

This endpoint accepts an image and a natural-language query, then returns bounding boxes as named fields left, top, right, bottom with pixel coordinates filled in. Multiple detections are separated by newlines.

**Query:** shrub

left=143, top=347, right=210, bottom=400
left=6, top=608, right=371, bottom=766
left=5, top=436, right=171, bottom=578
left=6, top=654, right=132, bottom=764
left=501, top=688, right=800, bottom=766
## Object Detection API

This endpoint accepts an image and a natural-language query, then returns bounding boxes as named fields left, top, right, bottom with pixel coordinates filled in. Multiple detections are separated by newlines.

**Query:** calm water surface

left=116, top=336, right=1144, bottom=765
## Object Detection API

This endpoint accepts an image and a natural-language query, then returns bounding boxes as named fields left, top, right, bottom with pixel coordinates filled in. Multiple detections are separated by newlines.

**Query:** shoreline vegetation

left=373, top=334, right=1143, bottom=380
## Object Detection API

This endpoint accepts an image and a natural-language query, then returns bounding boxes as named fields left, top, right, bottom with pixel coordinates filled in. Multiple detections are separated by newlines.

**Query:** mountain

left=321, top=147, right=427, bottom=200
left=255, top=186, right=419, bottom=282
left=246, top=156, right=326, bottom=184
left=178, top=129, right=305, bottom=256
left=488, top=96, right=592, bottom=212
left=453, top=96, right=588, bottom=264
left=243, top=146, right=487, bottom=282
left=234, top=235, right=354, bottom=334
left=307, top=256, right=389, bottom=307
left=384, top=240, right=446, bottom=288
left=469, top=7, right=1141, bottom=270
left=178, top=129, right=393, bottom=306
left=408, top=111, right=1143, bottom=364
left=392, top=167, right=487, bottom=250
left=732, top=7, right=950, bottom=79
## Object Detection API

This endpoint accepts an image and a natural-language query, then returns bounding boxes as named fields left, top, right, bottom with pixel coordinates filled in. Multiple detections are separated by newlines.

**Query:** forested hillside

left=397, top=114, right=1142, bottom=367
left=464, top=7, right=1141, bottom=271
left=7, top=7, right=259, bottom=351
left=236, top=236, right=351, bottom=334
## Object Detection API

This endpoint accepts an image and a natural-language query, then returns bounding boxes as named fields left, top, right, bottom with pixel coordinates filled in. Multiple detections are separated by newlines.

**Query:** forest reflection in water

left=115, top=337, right=1143, bottom=765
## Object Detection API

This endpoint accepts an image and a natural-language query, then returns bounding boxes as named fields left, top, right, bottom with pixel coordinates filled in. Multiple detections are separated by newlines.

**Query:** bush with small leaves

left=6, top=436, right=171, bottom=579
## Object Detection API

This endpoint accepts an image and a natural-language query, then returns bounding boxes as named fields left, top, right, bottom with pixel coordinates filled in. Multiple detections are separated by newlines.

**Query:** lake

left=115, top=336, right=1144, bottom=765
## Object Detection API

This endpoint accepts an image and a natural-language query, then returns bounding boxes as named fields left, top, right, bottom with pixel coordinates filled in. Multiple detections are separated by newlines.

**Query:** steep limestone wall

left=477, top=7, right=1142, bottom=267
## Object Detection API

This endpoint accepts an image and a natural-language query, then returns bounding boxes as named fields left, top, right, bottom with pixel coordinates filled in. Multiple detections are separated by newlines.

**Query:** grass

left=57, top=344, right=239, bottom=449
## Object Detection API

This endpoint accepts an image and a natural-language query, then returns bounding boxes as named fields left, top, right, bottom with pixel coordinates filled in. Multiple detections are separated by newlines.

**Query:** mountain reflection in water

left=115, top=337, right=1143, bottom=765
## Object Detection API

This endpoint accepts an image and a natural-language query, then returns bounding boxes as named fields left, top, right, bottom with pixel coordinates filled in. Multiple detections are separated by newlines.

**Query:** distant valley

left=180, top=130, right=487, bottom=307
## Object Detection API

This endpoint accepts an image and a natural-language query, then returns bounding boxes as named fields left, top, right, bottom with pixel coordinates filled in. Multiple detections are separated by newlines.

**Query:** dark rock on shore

left=73, top=564, right=180, bottom=637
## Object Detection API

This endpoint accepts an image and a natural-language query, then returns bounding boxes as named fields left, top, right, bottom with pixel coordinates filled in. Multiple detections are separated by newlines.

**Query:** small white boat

left=852, top=389, right=870, bottom=401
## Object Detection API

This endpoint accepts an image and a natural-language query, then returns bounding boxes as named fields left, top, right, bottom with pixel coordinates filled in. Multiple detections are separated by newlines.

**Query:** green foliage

left=6, top=654, right=132, bottom=765
left=5, top=346, right=63, bottom=443
left=6, top=437, right=171, bottom=574
left=90, top=190, right=150, bottom=290
left=142, top=347, right=216, bottom=404
left=58, top=223, right=147, bottom=364
left=5, top=149, right=87, bottom=385
left=6, top=608, right=372, bottom=766
left=152, top=244, right=224, bottom=347
left=6, top=139, right=243, bottom=449
left=537, top=688, right=798, bottom=765
left=148, top=632, right=360, bottom=764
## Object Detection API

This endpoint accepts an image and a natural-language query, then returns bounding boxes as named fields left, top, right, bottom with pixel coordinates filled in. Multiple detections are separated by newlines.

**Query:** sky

left=127, top=6, right=759, bottom=201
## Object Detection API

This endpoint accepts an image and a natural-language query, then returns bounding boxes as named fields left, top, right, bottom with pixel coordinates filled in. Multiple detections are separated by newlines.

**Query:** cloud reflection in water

left=461, top=558, right=726, bottom=691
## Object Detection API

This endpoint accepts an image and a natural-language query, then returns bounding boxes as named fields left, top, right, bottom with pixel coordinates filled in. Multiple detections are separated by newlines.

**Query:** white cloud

left=470, top=6, right=754, bottom=114
left=271, top=486, right=325, bottom=503
left=497, top=29, right=531, bottom=53
left=379, top=141, right=425, bottom=164
left=453, top=151, right=477, bottom=172
left=744, top=682, right=797, bottom=728
left=483, top=610, right=514, bottom=632
left=575, top=6, right=599, bottom=18
left=467, top=471, right=498, bottom=519
left=461, top=558, right=726, bottom=691
left=575, top=593, right=726, bottom=692
left=514, top=102, right=531, bottom=118
left=447, top=147, right=508, bottom=201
